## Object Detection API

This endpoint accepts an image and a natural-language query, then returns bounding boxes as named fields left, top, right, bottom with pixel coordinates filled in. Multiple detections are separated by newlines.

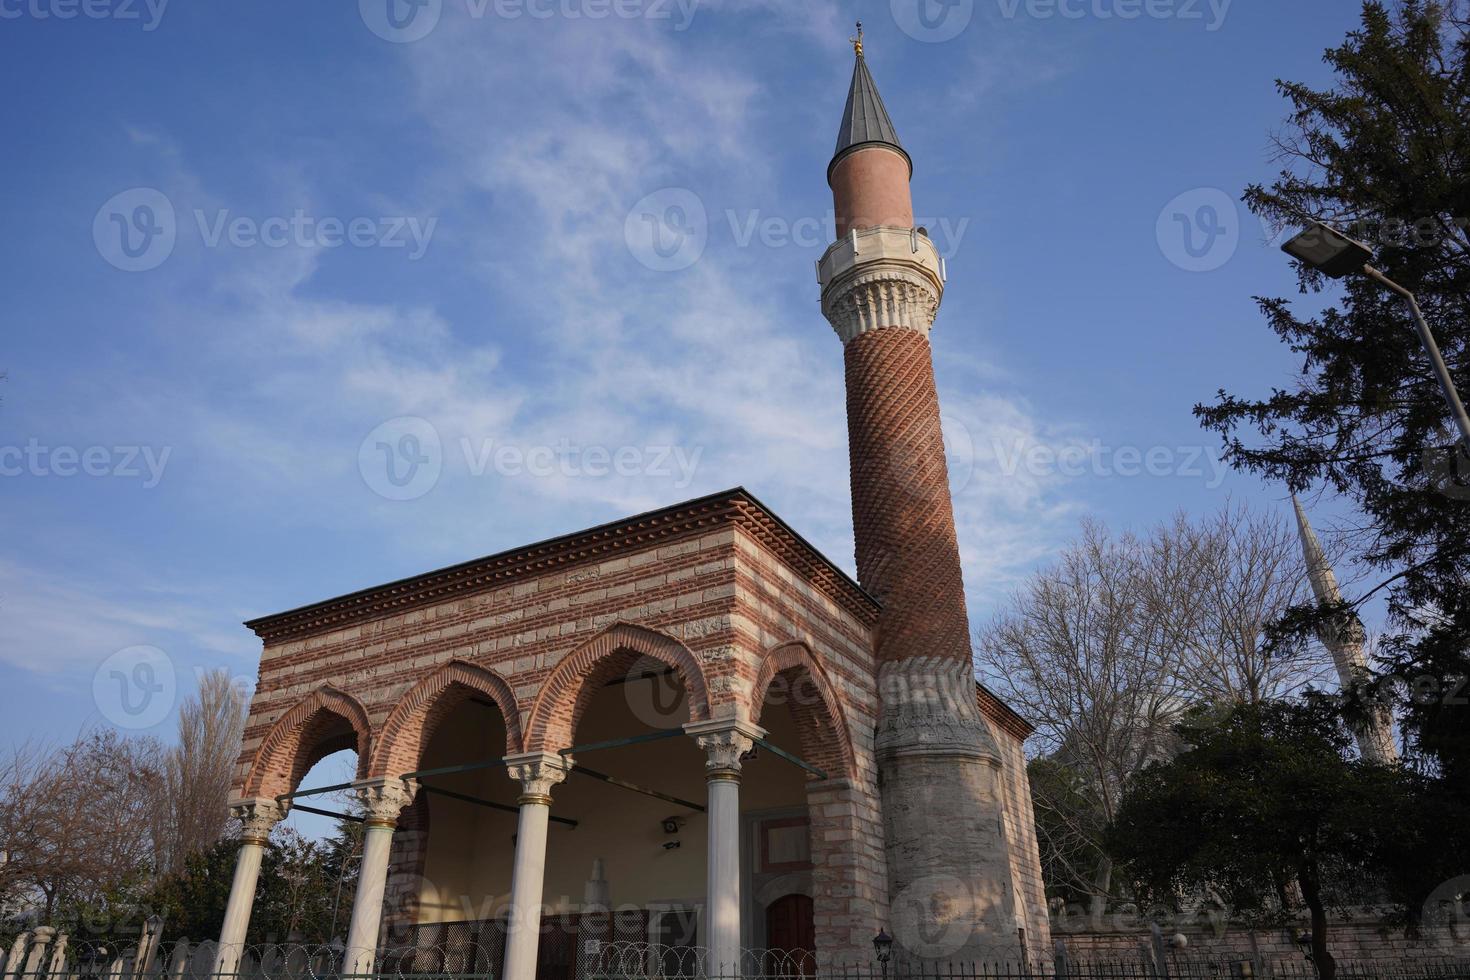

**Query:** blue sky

left=0, top=0, right=1372, bottom=750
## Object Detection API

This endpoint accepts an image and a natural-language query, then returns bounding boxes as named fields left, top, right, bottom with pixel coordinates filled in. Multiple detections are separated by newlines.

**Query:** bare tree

left=150, top=670, right=249, bottom=875
left=0, top=730, right=163, bottom=922
left=1168, top=504, right=1339, bottom=704
left=977, top=520, right=1188, bottom=913
left=975, top=502, right=1338, bottom=911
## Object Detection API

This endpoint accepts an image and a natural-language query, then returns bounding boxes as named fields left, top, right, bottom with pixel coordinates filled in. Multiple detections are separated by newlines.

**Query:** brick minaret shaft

left=819, top=31, right=1022, bottom=962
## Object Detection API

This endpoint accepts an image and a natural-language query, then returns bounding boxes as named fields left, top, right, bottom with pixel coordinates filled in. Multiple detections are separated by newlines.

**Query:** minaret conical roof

left=829, top=47, right=911, bottom=183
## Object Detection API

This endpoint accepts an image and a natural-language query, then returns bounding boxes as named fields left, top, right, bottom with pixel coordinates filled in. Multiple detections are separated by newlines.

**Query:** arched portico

left=220, top=686, right=377, bottom=974
left=524, top=622, right=713, bottom=754
left=242, top=685, right=373, bottom=800
left=750, top=641, right=877, bottom=967
left=371, top=659, right=524, bottom=776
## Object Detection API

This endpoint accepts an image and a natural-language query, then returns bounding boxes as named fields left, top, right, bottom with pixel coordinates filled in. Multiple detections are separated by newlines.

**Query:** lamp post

left=872, top=929, right=893, bottom=980
left=1281, top=221, right=1470, bottom=454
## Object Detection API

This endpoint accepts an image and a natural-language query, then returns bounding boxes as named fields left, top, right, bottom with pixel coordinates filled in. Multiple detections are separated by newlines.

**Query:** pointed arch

left=525, top=622, right=711, bottom=753
left=370, top=659, right=523, bottom=777
left=751, top=641, right=857, bottom=780
left=244, top=685, right=373, bottom=799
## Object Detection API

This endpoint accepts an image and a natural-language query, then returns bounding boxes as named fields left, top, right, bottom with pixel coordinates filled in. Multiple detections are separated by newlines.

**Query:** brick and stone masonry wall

left=1051, top=913, right=1470, bottom=967
left=732, top=528, right=887, bottom=965
left=236, top=526, right=752, bottom=795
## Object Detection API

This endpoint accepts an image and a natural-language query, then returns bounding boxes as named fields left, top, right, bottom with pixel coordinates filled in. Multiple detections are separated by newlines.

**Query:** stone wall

left=1051, top=911, right=1470, bottom=967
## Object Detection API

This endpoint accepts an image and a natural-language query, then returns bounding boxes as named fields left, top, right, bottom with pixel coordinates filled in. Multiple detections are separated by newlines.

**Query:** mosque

left=214, top=34, right=1052, bottom=979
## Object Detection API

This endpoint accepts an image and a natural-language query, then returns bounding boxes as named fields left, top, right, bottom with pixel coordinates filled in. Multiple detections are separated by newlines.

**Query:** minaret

left=818, top=28, right=1021, bottom=962
left=1291, top=496, right=1398, bottom=764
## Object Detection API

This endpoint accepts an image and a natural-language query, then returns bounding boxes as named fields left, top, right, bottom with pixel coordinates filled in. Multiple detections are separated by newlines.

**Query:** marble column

left=344, top=778, right=420, bottom=975
left=501, top=752, right=572, bottom=980
left=684, top=720, right=763, bottom=977
left=215, top=798, right=288, bottom=975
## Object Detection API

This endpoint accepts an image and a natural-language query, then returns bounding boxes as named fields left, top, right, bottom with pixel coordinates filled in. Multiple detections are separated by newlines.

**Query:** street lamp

left=872, top=928, right=893, bottom=978
left=1282, top=221, right=1470, bottom=453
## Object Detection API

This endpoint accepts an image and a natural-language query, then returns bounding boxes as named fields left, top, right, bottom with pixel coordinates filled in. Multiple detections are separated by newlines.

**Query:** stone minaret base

left=876, top=658, right=1020, bottom=963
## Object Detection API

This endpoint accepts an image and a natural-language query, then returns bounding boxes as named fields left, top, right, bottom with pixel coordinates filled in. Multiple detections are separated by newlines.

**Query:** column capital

left=503, top=751, right=572, bottom=805
left=353, top=777, right=420, bottom=828
left=229, top=796, right=288, bottom=844
left=684, top=719, right=765, bottom=780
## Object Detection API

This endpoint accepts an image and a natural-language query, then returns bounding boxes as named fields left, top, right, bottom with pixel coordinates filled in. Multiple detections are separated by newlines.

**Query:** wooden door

left=764, top=894, right=815, bottom=977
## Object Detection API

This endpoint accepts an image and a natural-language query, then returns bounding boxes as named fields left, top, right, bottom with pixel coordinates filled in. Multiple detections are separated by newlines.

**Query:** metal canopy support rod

left=749, top=736, right=828, bottom=780
left=570, top=764, right=706, bottom=812
left=558, top=728, right=685, bottom=757
left=276, top=779, right=361, bottom=802
left=421, top=784, right=579, bottom=828
left=290, top=803, right=366, bottom=823
left=400, top=758, right=509, bottom=781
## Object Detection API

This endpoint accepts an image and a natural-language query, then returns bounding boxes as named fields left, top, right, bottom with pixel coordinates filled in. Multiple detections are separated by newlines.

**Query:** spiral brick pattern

left=844, top=326, right=972, bottom=666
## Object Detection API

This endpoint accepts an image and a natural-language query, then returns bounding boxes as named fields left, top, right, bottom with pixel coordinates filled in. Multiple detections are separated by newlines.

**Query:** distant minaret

left=1291, top=496, right=1398, bottom=764
left=818, top=26, right=1022, bottom=961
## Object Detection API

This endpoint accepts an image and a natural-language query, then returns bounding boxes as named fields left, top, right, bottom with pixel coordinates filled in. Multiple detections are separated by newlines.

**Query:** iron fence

left=3, top=934, right=1467, bottom=980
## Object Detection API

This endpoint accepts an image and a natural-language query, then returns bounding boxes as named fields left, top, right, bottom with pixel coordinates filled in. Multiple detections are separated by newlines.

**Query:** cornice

left=976, top=682, right=1035, bottom=741
left=244, top=488, right=880, bottom=643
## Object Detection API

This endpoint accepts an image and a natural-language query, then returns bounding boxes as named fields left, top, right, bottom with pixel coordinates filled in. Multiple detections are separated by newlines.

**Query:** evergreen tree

left=1197, top=1, right=1470, bottom=788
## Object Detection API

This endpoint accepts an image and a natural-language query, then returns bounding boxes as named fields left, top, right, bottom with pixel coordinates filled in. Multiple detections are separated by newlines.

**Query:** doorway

left=763, top=894, right=815, bottom=977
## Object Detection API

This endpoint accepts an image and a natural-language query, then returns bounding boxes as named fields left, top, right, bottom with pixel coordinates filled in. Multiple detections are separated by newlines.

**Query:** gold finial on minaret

left=850, top=20, right=863, bottom=56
